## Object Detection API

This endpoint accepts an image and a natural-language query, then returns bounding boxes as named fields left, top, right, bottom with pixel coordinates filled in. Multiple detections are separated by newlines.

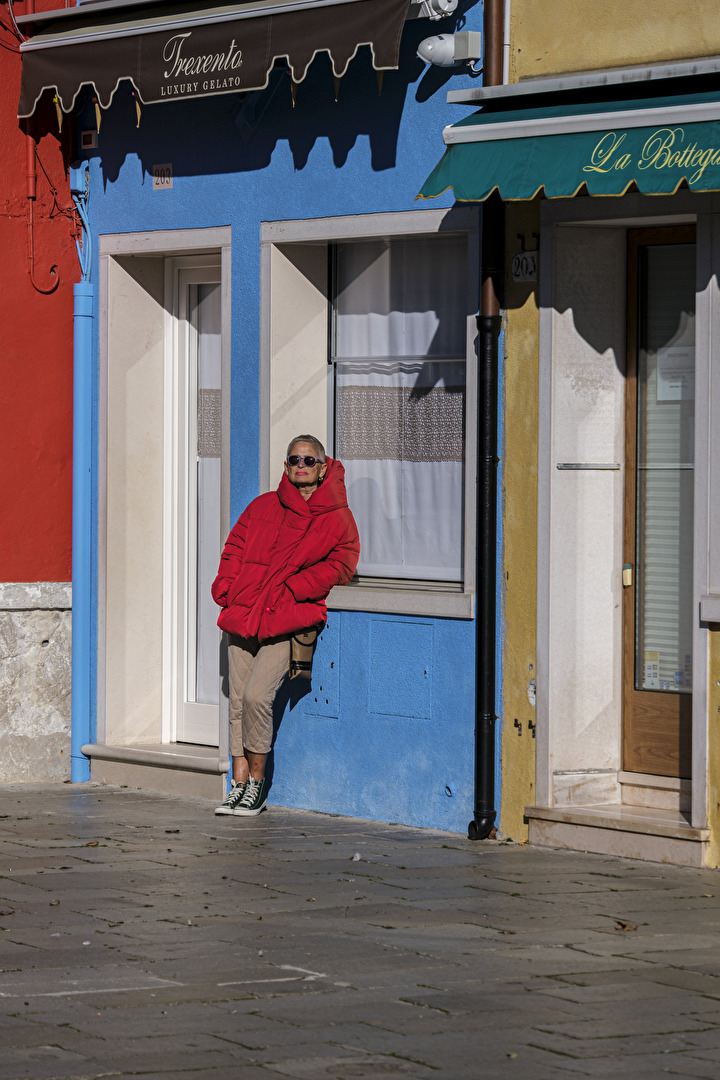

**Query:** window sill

left=327, top=584, right=474, bottom=619
left=700, top=594, right=720, bottom=622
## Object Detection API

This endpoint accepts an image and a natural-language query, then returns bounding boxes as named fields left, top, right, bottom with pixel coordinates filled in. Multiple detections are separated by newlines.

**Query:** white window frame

left=164, top=256, right=223, bottom=747
left=260, top=209, right=479, bottom=619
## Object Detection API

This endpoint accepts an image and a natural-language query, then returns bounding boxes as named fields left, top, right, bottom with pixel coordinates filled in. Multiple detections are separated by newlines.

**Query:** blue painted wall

left=83, top=7, right=487, bottom=833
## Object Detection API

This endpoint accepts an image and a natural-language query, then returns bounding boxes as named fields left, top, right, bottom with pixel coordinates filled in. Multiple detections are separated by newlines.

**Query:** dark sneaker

left=233, top=776, right=268, bottom=816
left=214, top=779, right=246, bottom=815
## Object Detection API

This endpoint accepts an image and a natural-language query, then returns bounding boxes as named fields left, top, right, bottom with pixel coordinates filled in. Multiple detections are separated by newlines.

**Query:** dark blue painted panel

left=368, top=617, right=433, bottom=720
left=270, top=610, right=475, bottom=832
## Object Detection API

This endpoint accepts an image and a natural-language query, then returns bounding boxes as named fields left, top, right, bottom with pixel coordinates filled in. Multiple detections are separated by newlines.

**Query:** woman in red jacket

left=211, top=435, right=360, bottom=816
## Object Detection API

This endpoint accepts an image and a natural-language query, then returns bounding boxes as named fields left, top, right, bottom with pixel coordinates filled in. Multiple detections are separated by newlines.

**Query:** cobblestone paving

left=1, top=783, right=720, bottom=1079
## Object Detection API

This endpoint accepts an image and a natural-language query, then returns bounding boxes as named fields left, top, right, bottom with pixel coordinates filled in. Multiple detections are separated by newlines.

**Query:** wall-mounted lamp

left=412, top=0, right=459, bottom=19
left=417, top=30, right=482, bottom=71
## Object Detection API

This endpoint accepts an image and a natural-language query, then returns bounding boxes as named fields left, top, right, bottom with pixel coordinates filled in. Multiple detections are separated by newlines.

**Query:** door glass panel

left=192, top=283, right=221, bottom=706
left=635, top=243, right=695, bottom=695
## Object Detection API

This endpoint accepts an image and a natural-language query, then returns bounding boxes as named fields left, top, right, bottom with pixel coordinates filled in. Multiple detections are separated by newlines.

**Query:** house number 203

left=152, top=163, right=174, bottom=190
left=511, top=249, right=537, bottom=283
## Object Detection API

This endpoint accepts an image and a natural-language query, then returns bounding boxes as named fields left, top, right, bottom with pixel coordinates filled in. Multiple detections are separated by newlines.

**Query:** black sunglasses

left=287, top=455, right=324, bottom=467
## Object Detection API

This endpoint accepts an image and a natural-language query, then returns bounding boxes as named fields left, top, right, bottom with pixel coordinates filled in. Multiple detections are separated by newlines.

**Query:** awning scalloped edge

left=19, top=0, right=411, bottom=119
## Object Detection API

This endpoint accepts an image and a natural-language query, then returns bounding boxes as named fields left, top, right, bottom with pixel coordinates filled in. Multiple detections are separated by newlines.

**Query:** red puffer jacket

left=211, top=457, right=360, bottom=641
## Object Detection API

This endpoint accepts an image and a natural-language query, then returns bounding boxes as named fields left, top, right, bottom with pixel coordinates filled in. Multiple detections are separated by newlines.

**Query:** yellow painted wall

left=503, top=0, right=720, bottom=863
left=706, top=631, right=720, bottom=866
left=511, top=0, right=720, bottom=82
left=498, top=198, right=540, bottom=841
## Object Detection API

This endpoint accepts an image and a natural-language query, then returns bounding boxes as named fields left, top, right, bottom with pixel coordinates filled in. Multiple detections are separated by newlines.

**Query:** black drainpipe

left=468, top=0, right=505, bottom=842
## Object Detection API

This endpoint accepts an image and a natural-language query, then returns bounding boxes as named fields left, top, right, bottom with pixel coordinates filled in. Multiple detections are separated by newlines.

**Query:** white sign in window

left=657, top=345, right=695, bottom=402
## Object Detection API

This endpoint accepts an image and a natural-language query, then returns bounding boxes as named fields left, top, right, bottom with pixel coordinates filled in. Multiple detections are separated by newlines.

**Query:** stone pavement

left=2, top=785, right=720, bottom=1080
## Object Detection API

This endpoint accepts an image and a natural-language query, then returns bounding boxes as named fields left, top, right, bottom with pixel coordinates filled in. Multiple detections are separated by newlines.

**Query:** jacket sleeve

left=211, top=510, right=249, bottom=607
left=285, top=516, right=360, bottom=603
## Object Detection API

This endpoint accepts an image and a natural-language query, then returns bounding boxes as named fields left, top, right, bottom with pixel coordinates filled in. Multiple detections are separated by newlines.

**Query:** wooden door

left=622, top=227, right=696, bottom=778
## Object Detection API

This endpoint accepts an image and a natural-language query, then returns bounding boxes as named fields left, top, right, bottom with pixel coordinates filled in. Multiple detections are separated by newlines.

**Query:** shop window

left=263, top=209, right=478, bottom=617
left=332, top=235, right=467, bottom=583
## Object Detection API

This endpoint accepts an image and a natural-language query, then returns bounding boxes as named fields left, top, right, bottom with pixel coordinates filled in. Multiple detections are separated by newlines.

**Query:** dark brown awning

left=18, top=0, right=412, bottom=118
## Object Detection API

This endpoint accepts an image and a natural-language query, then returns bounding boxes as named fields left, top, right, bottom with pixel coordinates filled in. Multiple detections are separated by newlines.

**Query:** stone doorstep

left=525, top=803, right=709, bottom=868
left=619, top=770, right=692, bottom=813
left=81, top=743, right=230, bottom=775
left=82, top=743, right=230, bottom=801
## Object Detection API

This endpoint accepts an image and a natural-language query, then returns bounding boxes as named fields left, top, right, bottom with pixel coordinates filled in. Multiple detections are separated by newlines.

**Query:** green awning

left=419, top=91, right=720, bottom=202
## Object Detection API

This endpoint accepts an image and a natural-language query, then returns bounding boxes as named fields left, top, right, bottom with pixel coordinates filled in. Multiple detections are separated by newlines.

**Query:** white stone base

left=0, top=583, right=72, bottom=783
left=91, top=760, right=227, bottom=800
left=619, top=771, right=692, bottom=812
left=86, top=743, right=229, bottom=800
left=526, top=804, right=709, bottom=868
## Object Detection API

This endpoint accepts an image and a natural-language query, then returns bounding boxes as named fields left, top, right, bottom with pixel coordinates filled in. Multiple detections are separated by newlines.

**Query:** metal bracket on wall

left=556, top=463, right=621, bottom=470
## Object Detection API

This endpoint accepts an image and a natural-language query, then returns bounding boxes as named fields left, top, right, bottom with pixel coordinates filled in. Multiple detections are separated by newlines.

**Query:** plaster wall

left=707, top=630, right=720, bottom=865
left=547, top=226, right=625, bottom=802
left=499, top=199, right=540, bottom=840
left=269, top=244, right=329, bottom=467
left=511, top=0, right=720, bottom=82
left=0, top=8, right=76, bottom=783
left=0, top=20, right=75, bottom=584
left=82, top=14, right=481, bottom=832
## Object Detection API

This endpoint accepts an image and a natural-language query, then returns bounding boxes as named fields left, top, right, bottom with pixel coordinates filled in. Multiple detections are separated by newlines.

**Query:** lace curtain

left=333, top=235, right=467, bottom=581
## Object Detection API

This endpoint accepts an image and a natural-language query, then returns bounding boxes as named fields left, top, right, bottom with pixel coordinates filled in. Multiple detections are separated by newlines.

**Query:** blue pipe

left=71, top=280, right=94, bottom=782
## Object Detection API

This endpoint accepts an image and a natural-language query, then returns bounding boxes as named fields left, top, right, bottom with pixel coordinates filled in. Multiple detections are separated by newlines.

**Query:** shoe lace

left=224, top=781, right=245, bottom=805
left=239, top=777, right=261, bottom=807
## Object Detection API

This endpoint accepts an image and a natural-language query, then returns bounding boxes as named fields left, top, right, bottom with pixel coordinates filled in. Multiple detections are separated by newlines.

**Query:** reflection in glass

left=635, top=244, right=695, bottom=694
left=192, top=283, right=221, bottom=706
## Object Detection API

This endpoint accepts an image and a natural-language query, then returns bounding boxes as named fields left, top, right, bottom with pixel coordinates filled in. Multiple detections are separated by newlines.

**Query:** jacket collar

left=276, top=456, right=349, bottom=516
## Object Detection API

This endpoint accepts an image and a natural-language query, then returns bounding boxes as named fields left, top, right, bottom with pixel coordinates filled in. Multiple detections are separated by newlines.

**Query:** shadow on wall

left=551, top=224, right=701, bottom=373
left=265, top=672, right=311, bottom=787
left=28, top=13, right=477, bottom=185
left=506, top=215, right=706, bottom=374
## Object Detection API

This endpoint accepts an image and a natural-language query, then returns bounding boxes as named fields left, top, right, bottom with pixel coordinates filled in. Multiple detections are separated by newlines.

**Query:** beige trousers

left=227, top=635, right=290, bottom=756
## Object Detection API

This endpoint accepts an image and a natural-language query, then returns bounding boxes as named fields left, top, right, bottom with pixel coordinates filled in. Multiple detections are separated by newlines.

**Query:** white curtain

left=333, top=235, right=467, bottom=581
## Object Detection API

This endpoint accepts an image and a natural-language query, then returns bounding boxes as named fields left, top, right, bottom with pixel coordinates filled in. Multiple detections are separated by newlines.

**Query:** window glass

left=635, top=243, right=695, bottom=693
left=332, top=235, right=467, bottom=582
left=193, top=283, right=222, bottom=706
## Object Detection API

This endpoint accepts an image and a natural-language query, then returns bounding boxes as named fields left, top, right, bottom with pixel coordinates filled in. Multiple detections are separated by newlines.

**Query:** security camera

left=417, top=34, right=456, bottom=67
left=417, top=30, right=482, bottom=70
left=415, top=0, right=459, bottom=19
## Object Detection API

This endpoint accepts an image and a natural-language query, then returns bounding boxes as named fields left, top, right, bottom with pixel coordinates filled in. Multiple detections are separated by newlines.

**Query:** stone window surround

left=536, top=190, right=720, bottom=833
left=88, top=228, right=232, bottom=788
left=260, top=207, right=481, bottom=621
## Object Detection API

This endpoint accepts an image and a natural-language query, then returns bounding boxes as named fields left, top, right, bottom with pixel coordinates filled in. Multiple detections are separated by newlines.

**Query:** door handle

left=622, top=564, right=633, bottom=587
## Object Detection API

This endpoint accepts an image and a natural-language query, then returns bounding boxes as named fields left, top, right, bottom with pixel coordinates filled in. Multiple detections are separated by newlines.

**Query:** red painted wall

left=0, top=1, right=77, bottom=582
